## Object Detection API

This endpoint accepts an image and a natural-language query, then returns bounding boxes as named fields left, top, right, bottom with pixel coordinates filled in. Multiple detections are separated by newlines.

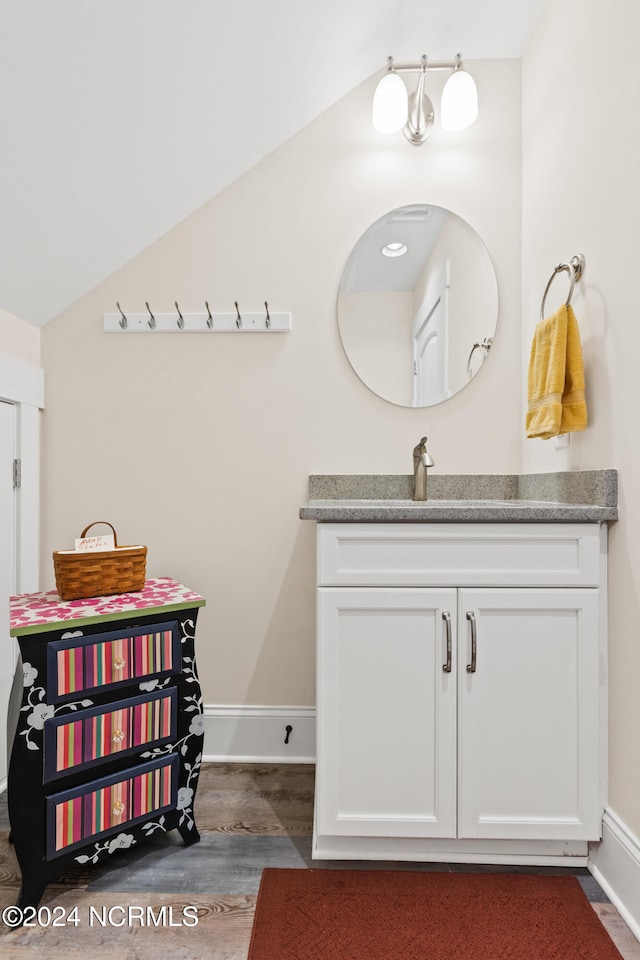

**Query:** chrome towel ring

left=540, top=253, right=585, bottom=322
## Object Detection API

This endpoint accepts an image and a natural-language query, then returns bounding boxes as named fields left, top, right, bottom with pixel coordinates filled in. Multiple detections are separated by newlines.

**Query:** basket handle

left=80, top=521, right=119, bottom=547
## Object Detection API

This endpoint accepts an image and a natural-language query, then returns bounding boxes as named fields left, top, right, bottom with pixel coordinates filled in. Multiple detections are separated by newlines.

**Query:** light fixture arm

left=404, top=63, right=434, bottom=145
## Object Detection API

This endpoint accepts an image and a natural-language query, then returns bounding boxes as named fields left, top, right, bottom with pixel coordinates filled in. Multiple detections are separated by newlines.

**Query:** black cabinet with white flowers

left=7, top=578, right=206, bottom=910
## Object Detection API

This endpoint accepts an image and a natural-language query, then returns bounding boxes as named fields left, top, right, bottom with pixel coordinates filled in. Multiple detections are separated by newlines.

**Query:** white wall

left=338, top=290, right=414, bottom=406
left=40, top=60, right=522, bottom=710
left=523, top=0, right=640, bottom=839
left=0, top=309, right=40, bottom=367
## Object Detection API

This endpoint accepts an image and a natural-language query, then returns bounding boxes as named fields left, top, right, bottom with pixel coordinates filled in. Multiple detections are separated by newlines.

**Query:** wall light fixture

left=372, top=54, right=478, bottom=145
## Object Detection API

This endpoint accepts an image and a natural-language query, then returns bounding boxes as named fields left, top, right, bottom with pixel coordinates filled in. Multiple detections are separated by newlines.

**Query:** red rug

left=248, top=869, right=623, bottom=960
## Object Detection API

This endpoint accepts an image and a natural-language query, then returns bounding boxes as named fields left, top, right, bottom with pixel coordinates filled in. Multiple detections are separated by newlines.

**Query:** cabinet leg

left=177, top=820, right=200, bottom=846
left=16, top=877, right=47, bottom=915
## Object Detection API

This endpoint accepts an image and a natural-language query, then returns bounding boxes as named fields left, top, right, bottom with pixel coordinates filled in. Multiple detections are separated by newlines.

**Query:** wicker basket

left=53, top=521, right=147, bottom=601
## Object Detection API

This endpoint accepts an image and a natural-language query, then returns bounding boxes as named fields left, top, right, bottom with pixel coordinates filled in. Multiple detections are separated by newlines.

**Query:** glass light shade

left=440, top=69, right=478, bottom=131
left=372, top=72, right=408, bottom=133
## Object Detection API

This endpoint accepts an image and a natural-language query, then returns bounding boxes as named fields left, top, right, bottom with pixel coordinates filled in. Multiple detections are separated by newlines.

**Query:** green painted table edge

left=10, top=597, right=206, bottom=637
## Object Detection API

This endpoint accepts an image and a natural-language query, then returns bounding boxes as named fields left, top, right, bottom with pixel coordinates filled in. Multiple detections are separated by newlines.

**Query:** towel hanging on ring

left=526, top=303, right=588, bottom=439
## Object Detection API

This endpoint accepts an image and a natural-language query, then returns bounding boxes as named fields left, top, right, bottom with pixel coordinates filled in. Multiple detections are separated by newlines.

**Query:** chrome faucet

left=412, top=437, right=435, bottom=501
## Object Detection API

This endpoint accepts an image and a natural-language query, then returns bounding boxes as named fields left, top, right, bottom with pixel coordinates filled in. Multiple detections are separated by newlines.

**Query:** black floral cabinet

left=7, top=578, right=206, bottom=910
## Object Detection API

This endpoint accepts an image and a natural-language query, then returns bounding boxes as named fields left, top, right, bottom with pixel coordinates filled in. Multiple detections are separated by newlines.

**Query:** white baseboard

left=202, top=704, right=316, bottom=763
left=589, top=808, right=640, bottom=942
left=0, top=776, right=6, bottom=795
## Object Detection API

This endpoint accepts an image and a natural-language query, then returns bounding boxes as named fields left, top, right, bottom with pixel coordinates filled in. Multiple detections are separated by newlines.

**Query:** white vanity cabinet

left=314, top=522, right=607, bottom=865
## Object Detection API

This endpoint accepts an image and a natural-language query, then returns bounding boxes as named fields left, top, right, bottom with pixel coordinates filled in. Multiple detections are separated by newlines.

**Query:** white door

left=412, top=260, right=450, bottom=406
left=457, top=588, right=601, bottom=841
left=0, top=400, right=17, bottom=784
left=316, top=587, right=457, bottom=839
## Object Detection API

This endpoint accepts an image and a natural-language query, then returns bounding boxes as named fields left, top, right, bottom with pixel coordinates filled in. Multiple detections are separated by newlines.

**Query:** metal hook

left=205, top=301, right=214, bottom=329
left=264, top=301, right=271, bottom=329
left=234, top=301, right=242, bottom=329
left=145, top=301, right=156, bottom=330
left=175, top=301, right=185, bottom=329
left=116, top=302, right=127, bottom=330
left=569, top=253, right=585, bottom=284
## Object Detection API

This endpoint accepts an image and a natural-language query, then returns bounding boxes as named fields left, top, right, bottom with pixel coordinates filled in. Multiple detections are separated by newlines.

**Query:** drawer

left=43, top=688, right=177, bottom=782
left=318, top=522, right=603, bottom=587
left=47, top=754, right=177, bottom=858
left=47, top=620, right=180, bottom=702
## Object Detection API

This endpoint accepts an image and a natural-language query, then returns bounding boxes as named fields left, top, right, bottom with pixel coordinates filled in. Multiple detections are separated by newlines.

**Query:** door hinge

left=13, top=458, right=21, bottom=488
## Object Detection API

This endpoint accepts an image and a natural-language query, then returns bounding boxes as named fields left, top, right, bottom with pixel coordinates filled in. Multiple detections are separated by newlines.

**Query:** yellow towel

left=526, top=303, right=587, bottom=439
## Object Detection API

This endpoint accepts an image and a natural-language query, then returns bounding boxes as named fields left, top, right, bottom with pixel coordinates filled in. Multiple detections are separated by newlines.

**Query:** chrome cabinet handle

left=466, top=611, right=477, bottom=673
left=442, top=611, right=452, bottom=673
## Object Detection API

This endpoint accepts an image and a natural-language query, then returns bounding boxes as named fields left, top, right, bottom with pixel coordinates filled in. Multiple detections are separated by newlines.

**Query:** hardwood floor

left=1, top=763, right=639, bottom=959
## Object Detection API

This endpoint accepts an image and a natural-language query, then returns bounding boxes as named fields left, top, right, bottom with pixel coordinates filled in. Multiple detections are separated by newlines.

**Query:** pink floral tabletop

left=10, top=577, right=205, bottom=633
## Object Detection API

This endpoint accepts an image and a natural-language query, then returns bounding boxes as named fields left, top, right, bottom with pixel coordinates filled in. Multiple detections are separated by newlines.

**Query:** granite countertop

left=300, top=470, right=618, bottom=523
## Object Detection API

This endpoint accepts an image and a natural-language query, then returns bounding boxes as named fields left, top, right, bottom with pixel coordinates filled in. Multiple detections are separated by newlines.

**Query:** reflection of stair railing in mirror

left=412, top=259, right=451, bottom=407
left=466, top=336, right=494, bottom=381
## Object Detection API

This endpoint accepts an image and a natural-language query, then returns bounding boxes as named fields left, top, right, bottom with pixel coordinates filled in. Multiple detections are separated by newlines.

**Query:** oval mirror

left=337, top=204, right=499, bottom=407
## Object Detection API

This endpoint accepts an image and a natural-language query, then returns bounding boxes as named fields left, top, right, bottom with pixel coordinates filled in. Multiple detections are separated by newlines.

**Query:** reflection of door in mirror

left=412, top=260, right=450, bottom=407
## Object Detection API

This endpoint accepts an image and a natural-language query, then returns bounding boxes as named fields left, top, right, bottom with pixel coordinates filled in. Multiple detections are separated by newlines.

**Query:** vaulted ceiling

left=0, top=0, right=545, bottom=327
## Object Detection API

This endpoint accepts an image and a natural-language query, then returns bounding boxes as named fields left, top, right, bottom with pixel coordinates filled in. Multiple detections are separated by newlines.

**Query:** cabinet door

left=458, top=588, right=601, bottom=841
left=317, top=588, right=457, bottom=839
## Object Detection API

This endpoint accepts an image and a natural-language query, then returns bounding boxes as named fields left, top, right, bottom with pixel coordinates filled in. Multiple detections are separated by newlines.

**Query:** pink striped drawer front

left=48, top=754, right=177, bottom=858
left=49, top=620, right=179, bottom=700
left=46, top=689, right=176, bottom=779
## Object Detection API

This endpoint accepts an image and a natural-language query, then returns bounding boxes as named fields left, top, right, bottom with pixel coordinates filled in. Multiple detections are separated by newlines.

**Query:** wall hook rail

left=103, top=303, right=292, bottom=334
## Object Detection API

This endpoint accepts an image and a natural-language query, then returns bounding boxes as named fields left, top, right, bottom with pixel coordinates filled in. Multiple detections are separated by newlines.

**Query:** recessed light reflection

left=381, top=242, right=408, bottom=258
